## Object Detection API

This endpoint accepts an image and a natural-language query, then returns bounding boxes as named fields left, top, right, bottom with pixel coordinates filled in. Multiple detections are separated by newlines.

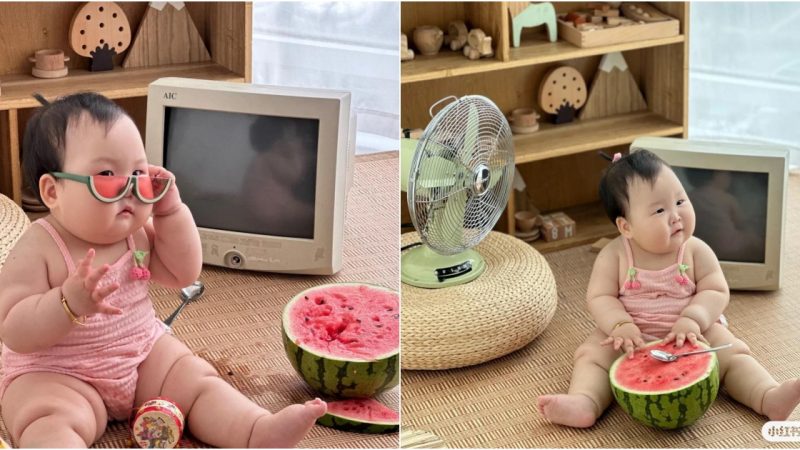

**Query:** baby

left=0, top=93, right=326, bottom=447
left=537, top=150, right=800, bottom=428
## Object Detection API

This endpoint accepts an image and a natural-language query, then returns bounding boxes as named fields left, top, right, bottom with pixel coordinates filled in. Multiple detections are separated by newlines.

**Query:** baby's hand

left=601, top=322, right=646, bottom=359
left=147, top=165, right=182, bottom=217
left=61, top=249, right=123, bottom=318
left=664, top=317, right=706, bottom=348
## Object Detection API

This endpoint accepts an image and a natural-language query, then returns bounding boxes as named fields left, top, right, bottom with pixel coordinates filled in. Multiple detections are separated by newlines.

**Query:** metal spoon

left=163, top=281, right=205, bottom=328
left=650, top=343, right=733, bottom=362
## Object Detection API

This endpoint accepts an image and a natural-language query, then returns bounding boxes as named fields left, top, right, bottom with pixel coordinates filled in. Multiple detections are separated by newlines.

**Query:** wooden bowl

left=413, top=26, right=444, bottom=56
left=515, top=210, right=539, bottom=232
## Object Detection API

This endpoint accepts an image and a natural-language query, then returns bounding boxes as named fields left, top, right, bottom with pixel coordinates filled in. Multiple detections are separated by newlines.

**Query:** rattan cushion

left=0, top=195, right=29, bottom=269
left=401, top=231, right=557, bottom=370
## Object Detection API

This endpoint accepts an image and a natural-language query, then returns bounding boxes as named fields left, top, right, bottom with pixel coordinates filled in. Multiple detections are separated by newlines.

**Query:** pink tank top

left=0, top=219, right=165, bottom=420
left=617, top=238, right=696, bottom=341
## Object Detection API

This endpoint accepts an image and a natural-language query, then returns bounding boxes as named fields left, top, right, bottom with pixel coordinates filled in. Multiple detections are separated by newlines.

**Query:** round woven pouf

left=0, top=195, right=30, bottom=269
left=401, top=231, right=557, bottom=370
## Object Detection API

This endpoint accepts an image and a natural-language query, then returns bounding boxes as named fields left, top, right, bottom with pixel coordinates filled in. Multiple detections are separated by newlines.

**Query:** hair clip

left=32, top=92, right=50, bottom=107
left=612, top=152, right=622, bottom=163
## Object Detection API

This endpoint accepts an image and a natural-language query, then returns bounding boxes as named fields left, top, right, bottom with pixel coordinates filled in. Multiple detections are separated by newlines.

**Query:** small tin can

left=131, top=397, right=184, bottom=448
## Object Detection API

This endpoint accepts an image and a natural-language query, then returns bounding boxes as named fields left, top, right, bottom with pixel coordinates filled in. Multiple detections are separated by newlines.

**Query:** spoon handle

left=163, top=300, right=189, bottom=327
left=678, top=343, right=733, bottom=357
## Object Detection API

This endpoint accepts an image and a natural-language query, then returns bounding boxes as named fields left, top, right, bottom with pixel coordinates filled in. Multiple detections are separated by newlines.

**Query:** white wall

left=252, top=2, right=400, bottom=155
left=689, top=2, right=800, bottom=167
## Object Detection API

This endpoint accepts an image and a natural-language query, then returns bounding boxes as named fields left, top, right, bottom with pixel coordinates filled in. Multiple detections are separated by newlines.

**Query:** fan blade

left=423, top=188, right=468, bottom=254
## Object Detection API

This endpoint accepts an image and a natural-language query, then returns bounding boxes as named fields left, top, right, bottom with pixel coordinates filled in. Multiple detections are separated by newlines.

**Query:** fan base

left=401, top=245, right=486, bottom=289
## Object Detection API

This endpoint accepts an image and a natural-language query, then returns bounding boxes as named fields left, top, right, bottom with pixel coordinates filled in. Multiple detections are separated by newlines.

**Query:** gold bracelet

left=612, top=320, right=633, bottom=331
left=61, top=295, right=86, bottom=326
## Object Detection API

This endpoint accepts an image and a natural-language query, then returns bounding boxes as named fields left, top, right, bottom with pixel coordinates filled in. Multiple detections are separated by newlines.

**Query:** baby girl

left=0, top=92, right=326, bottom=447
left=537, top=150, right=800, bottom=428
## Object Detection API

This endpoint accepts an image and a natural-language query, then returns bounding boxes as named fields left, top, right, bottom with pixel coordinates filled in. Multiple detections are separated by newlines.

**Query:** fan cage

left=408, top=95, right=514, bottom=255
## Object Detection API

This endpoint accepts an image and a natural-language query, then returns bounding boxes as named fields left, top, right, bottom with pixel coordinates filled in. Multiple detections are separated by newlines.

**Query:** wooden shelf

left=528, top=202, right=618, bottom=254
left=402, top=35, right=685, bottom=84
left=513, top=111, right=683, bottom=164
left=0, top=62, right=244, bottom=111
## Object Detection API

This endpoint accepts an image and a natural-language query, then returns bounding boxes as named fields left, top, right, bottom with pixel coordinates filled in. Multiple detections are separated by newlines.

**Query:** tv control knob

left=224, top=250, right=245, bottom=269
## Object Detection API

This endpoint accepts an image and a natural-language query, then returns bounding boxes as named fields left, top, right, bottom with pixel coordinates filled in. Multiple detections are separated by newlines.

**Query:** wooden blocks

left=123, top=2, right=211, bottom=69
left=463, top=29, right=493, bottom=60
left=541, top=212, right=576, bottom=242
left=621, top=2, right=672, bottom=22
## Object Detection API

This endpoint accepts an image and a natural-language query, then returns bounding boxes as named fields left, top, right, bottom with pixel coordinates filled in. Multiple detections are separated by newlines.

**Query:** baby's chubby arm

left=0, top=229, right=120, bottom=353
left=679, top=237, right=729, bottom=333
left=143, top=165, right=202, bottom=289
left=587, top=241, right=645, bottom=356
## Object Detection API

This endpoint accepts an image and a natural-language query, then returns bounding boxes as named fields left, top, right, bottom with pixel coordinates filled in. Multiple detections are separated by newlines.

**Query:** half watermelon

left=610, top=340, right=719, bottom=429
left=316, top=399, right=399, bottom=434
left=282, top=283, right=399, bottom=398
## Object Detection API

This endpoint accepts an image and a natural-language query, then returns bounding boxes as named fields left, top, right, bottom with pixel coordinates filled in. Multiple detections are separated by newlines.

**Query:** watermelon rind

left=609, top=340, right=719, bottom=430
left=282, top=283, right=400, bottom=398
left=316, top=412, right=399, bottom=434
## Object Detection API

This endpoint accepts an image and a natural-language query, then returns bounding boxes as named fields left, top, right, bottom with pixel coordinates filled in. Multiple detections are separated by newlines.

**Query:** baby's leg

left=537, top=329, right=620, bottom=427
left=706, top=323, right=800, bottom=420
left=136, top=334, right=326, bottom=448
left=1, top=372, right=107, bottom=447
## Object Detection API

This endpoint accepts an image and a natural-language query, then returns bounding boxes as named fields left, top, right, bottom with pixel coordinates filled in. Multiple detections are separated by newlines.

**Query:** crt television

left=632, top=137, right=788, bottom=291
left=146, top=78, right=355, bottom=275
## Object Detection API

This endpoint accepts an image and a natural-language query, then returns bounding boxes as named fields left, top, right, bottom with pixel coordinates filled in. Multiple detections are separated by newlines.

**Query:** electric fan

left=401, top=95, right=514, bottom=288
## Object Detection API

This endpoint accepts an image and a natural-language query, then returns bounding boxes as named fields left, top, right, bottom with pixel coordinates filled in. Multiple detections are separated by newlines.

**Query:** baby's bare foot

left=537, top=394, right=598, bottom=428
left=763, top=379, right=800, bottom=420
left=248, top=398, right=327, bottom=448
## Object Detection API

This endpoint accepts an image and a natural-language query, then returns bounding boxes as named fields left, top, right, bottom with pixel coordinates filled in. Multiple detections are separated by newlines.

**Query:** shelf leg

left=507, top=188, right=516, bottom=235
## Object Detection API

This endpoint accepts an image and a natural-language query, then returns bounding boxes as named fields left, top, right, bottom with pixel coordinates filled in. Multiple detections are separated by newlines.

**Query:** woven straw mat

left=402, top=170, right=800, bottom=448
left=0, top=195, right=30, bottom=270
left=0, top=152, right=399, bottom=448
left=401, top=231, right=557, bottom=370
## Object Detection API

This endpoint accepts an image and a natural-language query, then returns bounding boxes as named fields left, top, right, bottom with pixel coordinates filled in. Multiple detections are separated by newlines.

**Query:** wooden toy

left=538, top=65, right=587, bottom=124
left=69, top=2, right=131, bottom=71
left=515, top=210, right=542, bottom=232
left=29, top=49, right=70, bottom=78
left=508, top=107, right=541, bottom=134
left=448, top=21, right=468, bottom=51
left=621, top=2, right=672, bottom=22
left=131, top=397, right=184, bottom=448
left=580, top=52, right=647, bottom=120
left=123, top=2, right=211, bottom=69
left=540, top=212, right=576, bottom=242
left=413, top=25, right=444, bottom=56
left=401, top=33, right=414, bottom=62
left=510, top=2, right=557, bottom=47
left=463, top=29, right=493, bottom=60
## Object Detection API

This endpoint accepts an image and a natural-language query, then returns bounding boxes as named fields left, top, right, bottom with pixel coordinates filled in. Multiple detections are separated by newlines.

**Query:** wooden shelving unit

left=401, top=1, right=688, bottom=252
left=0, top=2, right=252, bottom=204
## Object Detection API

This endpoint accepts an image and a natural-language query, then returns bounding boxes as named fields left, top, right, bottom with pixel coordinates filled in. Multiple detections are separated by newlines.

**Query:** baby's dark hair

left=22, top=92, right=128, bottom=203
left=598, top=149, right=669, bottom=223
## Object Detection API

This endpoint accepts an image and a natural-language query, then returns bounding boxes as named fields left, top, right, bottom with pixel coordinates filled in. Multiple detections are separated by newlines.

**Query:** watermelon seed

left=348, top=306, right=354, bottom=310
left=386, top=307, right=393, bottom=311
left=673, top=377, right=679, bottom=380
left=376, top=324, right=383, bottom=328
left=304, top=317, right=309, bottom=322
left=372, top=316, right=380, bottom=321
left=393, top=314, right=399, bottom=319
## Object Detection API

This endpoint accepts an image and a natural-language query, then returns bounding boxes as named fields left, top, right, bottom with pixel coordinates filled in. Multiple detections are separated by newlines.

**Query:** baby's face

left=624, top=167, right=696, bottom=254
left=51, top=113, right=152, bottom=244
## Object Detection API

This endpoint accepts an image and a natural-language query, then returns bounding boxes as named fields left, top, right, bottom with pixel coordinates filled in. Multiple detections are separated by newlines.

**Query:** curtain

left=252, top=2, right=400, bottom=155
left=689, top=2, right=800, bottom=167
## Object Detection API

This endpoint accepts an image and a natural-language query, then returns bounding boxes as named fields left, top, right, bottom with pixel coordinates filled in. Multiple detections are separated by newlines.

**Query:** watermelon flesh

left=287, top=285, right=399, bottom=360
left=316, top=399, right=399, bottom=434
left=610, top=340, right=719, bottom=429
left=283, top=283, right=400, bottom=398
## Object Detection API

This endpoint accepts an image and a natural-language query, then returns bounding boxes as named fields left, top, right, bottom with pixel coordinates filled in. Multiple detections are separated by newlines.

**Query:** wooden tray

left=557, top=17, right=679, bottom=48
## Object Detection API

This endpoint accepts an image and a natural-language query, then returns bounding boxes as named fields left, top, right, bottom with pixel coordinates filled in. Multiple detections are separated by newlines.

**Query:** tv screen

left=673, top=167, right=768, bottom=264
left=163, top=107, right=320, bottom=239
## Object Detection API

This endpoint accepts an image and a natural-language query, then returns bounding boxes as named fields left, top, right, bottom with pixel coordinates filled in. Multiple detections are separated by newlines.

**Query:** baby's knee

left=574, top=342, right=601, bottom=365
left=11, top=402, right=95, bottom=445
left=727, top=338, right=751, bottom=357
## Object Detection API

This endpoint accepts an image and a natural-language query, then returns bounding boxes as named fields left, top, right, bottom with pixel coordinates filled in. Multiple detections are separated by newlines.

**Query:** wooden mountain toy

left=579, top=52, right=647, bottom=120
left=538, top=65, right=587, bottom=124
left=69, top=2, right=132, bottom=71
left=123, top=1, right=211, bottom=69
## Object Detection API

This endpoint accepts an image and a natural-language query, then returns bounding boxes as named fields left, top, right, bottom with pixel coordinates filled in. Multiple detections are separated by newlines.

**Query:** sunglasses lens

left=91, top=175, right=129, bottom=200
left=137, top=176, right=170, bottom=201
